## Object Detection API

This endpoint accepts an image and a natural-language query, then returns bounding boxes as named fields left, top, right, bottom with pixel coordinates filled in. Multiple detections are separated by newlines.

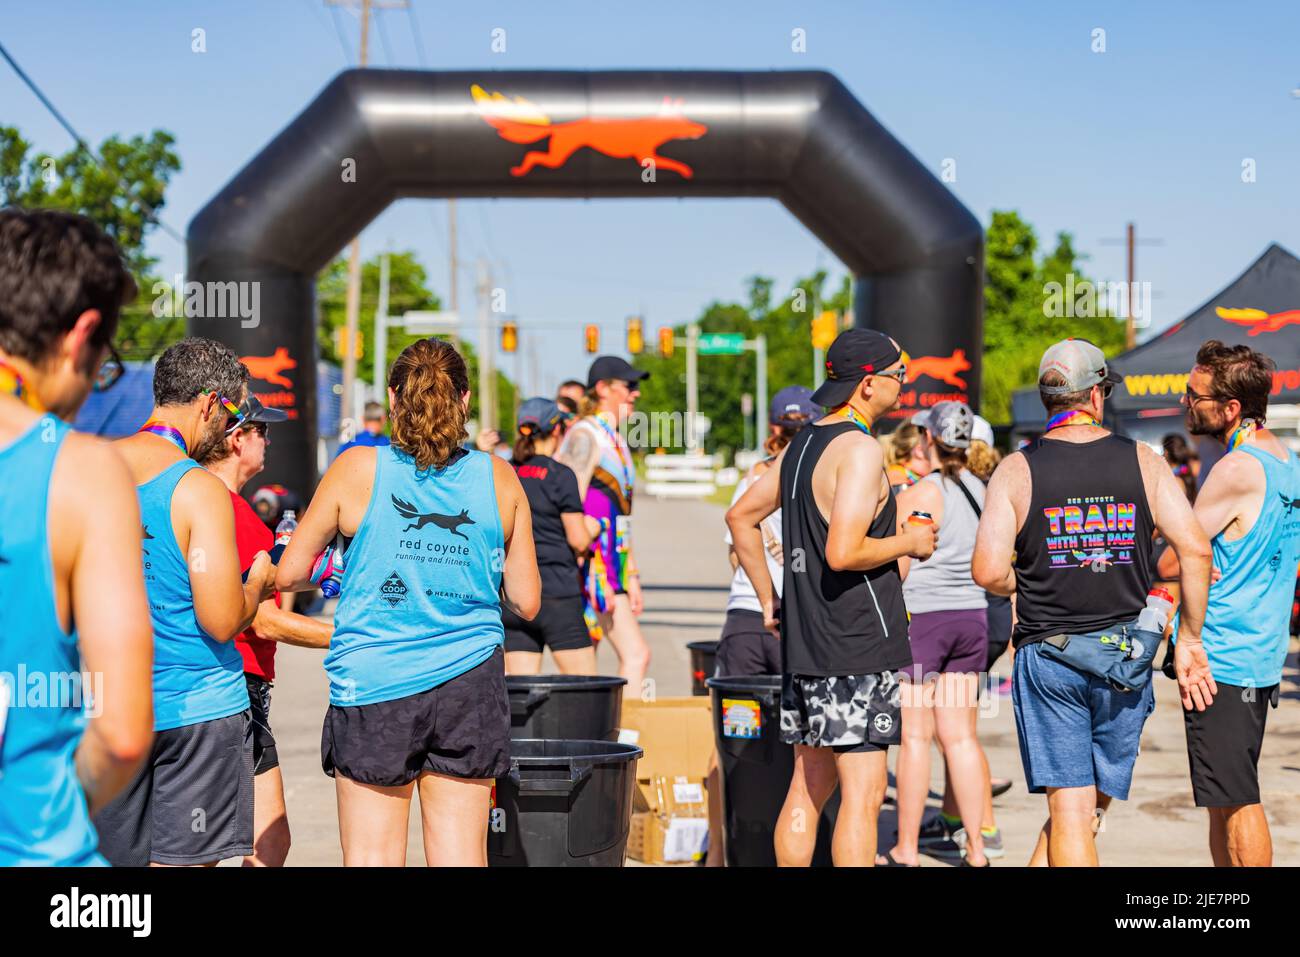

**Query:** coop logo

left=907, top=349, right=971, bottom=389
left=1216, top=306, right=1300, bottom=336
left=471, top=84, right=708, bottom=179
left=380, top=571, right=408, bottom=608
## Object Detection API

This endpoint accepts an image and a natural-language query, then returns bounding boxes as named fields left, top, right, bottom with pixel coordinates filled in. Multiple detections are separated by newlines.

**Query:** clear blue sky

left=4, top=0, right=1299, bottom=393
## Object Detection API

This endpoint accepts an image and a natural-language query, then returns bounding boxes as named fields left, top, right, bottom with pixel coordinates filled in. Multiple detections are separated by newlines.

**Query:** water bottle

left=1136, top=587, right=1174, bottom=634
left=274, top=510, right=297, bottom=546
left=313, top=546, right=345, bottom=599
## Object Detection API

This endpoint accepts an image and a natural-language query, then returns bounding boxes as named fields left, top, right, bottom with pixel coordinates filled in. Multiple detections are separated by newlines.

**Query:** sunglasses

left=1184, top=386, right=1222, bottom=405
left=872, top=366, right=908, bottom=384
left=93, top=343, right=125, bottom=393
left=204, top=388, right=247, bottom=433
left=240, top=421, right=269, bottom=438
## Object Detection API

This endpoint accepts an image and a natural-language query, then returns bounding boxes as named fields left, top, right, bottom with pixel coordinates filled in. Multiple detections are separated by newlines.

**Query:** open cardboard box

left=619, top=695, right=715, bottom=864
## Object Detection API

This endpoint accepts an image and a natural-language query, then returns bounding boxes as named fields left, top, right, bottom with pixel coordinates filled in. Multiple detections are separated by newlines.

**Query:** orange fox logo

left=242, top=347, right=297, bottom=388
left=471, top=84, right=708, bottom=179
left=907, top=349, right=971, bottom=389
left=1215, top=307, right=1300, bottom=336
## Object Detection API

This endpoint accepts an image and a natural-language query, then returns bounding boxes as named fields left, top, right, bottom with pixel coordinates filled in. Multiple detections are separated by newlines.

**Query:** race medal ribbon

left=138, top=419, right=189, bottom=455
left=0, top=359, right=43, bottom=412
left=1045, top=409, right=1100, bottom=431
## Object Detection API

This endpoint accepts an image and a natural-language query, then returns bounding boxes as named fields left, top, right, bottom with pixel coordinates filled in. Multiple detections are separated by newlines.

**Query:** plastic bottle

left=1136, top=586, right=1174, bottom=635
left=274, top=510, right=297, bottom=547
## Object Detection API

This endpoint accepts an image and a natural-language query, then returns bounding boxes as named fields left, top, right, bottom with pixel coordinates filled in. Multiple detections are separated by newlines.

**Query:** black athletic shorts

left=1184, top=681, right=1278, bottom=807
left=715, top=608, right=780, bottom=676
left=779, top=670, right=903, bottom=752
left=322, top=646, right=511, bottom=786
left=246, top=674, right=279, bottom=775
left=93, top=710, right=255, bottom=866
left=502, top=594, right=591, bottom=654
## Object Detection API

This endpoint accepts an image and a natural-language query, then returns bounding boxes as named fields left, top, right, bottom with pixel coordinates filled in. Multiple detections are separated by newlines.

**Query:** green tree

left=0, top=125, right=183, bottom=358
left=980, top=210, right=1125, bottom=423
left=315, top=252, right=516, bottom=435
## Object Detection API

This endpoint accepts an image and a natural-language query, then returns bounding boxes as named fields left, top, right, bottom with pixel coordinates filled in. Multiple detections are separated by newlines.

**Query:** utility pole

left=477, top=259, right=495, bottom=431
left=685, top=323, right=700, bottom=453
left=328, top=0, right=408, bottom=434
left=755, top=333, right=768, bottom=443
left=448, top=199, right=458, bottom=318
left=372, top=251, right=390, bottom=402
left=1099, top=221, right=1163, bottom=350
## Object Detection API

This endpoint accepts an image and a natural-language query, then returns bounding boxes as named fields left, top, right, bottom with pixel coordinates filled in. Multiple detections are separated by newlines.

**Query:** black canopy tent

left=1012, top=243, right=1300, bottom=446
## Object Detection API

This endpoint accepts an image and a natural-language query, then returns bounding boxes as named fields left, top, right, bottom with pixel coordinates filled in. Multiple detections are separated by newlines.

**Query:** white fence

left=643, top=452, right=720, bottom=499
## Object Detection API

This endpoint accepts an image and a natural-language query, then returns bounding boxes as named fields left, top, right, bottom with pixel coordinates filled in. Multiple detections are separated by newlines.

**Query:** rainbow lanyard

left=0, top=359, right=43, bottom=412
left=1046, top=409, right=1100, bottom=431
left=591, top=411, right=633, bottom=501
left=834, top=403, right=872, bottom=434
left=138, top=419, right=188, bottom=454
left=1226, top=419, right=1259, bottom=452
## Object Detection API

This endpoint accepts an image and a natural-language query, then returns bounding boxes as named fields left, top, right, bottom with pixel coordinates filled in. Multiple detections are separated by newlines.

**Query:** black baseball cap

left=226, top=393, right=288, bottom=434
left=810, top=329, right=904, bottom=409
left=586, top=355, right=650, bottom=390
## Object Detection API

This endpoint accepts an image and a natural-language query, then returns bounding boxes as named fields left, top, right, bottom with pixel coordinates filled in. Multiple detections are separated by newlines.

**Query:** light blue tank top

left=328, top=446, right=504, bottom=707
left=1182, top=444, right=1300, bottom=688
left=0, top=417, right=104, bottom=865
left=139, top=459, right=248, bottom=731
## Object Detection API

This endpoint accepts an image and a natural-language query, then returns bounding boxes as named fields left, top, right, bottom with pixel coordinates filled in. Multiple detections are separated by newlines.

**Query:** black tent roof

left=1013, top=243, right=1300, bottom=425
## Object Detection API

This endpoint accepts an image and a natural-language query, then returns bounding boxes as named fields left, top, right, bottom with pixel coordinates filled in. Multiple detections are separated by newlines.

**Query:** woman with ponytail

left=504, top=397, right=602, bottom=675
left=278, top=338, right=540, bottom=866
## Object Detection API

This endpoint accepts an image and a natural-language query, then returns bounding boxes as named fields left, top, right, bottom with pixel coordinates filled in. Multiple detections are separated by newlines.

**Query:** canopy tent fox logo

left=391, top=496, right=475, bottom=539
left=471, top=84, right=708, bottom=179
left=1216, top=307, right=1300, bottom=336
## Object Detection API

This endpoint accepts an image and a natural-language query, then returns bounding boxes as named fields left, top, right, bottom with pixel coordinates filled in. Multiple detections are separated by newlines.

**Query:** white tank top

left=902, top=469, right=987, bottom=613
left=724, top=470, right=783, bottom=613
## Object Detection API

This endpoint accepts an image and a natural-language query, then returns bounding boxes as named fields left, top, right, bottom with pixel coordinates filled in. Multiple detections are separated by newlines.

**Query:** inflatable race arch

left=187, top=69, right=983, bottom=493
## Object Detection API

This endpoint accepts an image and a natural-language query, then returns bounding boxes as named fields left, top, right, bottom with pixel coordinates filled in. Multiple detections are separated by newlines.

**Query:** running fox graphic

left=1216, top=307, right=1300, bottom=336
left=391, top=496, right=476, bottom=538
left=906, top=349, right=971, bottom=389
left=471, top=84, right=708, bottom=179
left=241, top=347, right=297, bottom=388
left=1072, top=548, right=1115, bottom=572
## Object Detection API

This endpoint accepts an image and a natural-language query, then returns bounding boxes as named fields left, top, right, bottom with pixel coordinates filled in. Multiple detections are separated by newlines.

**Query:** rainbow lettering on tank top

left=1040, top=496, right=1138, bottom=572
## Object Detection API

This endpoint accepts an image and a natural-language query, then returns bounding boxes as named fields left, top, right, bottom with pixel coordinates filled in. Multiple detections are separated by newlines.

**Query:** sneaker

left=996, top=676, right=1013, bottom=697
left=954, top=826, right=1005, bottom=860
left=916, top=815, right=962, bottom=857
left=991, top=777, right=1013, bottom=798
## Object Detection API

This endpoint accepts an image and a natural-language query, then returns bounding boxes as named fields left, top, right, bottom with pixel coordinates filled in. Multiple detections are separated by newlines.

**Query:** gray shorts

left=93, top=710, right=254, bottom=866
left=780, top=670, right=902, bottom=751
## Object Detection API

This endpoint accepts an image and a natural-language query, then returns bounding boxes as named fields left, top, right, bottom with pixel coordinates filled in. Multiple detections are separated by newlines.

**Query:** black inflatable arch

left=188, top=69, right=983, bottom=494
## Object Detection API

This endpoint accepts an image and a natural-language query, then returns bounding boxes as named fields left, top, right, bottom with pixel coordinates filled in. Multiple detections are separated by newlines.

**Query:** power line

left=375, top=8, right=396, bottom=65
left=327, top=3, right=354, bottom=63
left=406, top=1, right=428, bottom=67
left=0, top=39, right=185, bottom=246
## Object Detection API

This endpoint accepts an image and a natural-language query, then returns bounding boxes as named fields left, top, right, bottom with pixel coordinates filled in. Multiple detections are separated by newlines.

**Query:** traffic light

left=658, top=326, right=674, bottom=358
left=500, top=320, right=518, bottom=354
left=811, top=310, right=838, bottom=350
left=334, top=326, right=363, bottom=359
left=626, top=316, right=644, bottom=355
left=584, top=324, right=600, bottom=353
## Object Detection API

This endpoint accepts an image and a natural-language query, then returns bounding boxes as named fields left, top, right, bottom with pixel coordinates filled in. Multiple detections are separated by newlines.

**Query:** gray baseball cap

left=912, top=400, right=975, bottom=449
left=1038, top=338, right=1121, bottom=395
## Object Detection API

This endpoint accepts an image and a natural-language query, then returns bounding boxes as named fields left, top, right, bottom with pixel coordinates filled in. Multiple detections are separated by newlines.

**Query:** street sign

left=402, top=310, right=460, bottom=335
left=697, top=333, right=746, bottom=355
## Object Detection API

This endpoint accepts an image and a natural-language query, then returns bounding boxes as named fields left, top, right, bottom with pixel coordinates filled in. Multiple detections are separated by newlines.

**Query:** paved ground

left=260, top=495, right=1300, bottom=866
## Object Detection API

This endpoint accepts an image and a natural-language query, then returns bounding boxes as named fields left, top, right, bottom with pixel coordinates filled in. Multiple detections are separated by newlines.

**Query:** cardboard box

left=620, top=696, right=714, bottom=864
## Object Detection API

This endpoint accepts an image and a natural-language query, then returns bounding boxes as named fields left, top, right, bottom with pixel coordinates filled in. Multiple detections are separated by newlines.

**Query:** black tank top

left=779, top=421, right=912, bottom=677
left=1012, top=434, right=1155, bottom=648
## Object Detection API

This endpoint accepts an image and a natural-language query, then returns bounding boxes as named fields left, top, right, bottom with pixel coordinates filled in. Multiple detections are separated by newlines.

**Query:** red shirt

left=230, top=490, right=278, bottom=680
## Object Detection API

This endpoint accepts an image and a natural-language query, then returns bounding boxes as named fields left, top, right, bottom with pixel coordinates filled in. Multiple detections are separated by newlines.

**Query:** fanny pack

left=1038, top=619, right=1162, bottom=692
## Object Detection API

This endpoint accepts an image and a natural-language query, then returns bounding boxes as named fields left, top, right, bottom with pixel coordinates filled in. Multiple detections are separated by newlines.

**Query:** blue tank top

left=0, top=417, right=104, bottom=865
left=139, top=459, right=248, bottom=731
left=328, top=446, right=505, bottom=706
left=1192, top=444, right=1300, bottom=688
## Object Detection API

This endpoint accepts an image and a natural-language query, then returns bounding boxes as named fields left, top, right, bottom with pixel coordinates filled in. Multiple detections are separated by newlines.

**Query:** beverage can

left=908, top=511, right=934, bottom=526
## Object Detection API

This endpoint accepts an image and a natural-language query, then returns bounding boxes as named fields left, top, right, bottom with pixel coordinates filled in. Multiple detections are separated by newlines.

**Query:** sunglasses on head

left=93, top=343, right=125, bottom=393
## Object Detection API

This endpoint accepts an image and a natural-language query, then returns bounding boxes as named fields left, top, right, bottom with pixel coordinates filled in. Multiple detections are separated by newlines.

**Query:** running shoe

left=916, top=815, right=962, bottom=857
left=991, top=777, right=1013, bottom=798
left=954, top=825, right=1005, bottom=860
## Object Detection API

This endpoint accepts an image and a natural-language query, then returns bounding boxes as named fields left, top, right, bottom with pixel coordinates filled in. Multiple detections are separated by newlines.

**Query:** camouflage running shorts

left=780, top=670, right=903, bottom=751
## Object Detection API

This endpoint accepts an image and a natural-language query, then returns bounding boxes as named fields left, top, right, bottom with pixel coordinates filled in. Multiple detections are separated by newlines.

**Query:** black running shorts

left=94, top=710, right=255, bottom=866
left=1184, top=681, right=1278, bottom=807
left=502, top=594, right=592, bottom=654
left=245, top=674, right=279, bottom=775
left=322, top=646, right=511, bottom=786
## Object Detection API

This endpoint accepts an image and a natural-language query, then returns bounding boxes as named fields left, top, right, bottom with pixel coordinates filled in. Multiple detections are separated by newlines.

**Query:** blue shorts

left=1012, top=642, right=1156, bottom=800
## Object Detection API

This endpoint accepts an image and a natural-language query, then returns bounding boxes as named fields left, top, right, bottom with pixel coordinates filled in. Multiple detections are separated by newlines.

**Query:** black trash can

left=707, top=675, right=837, bottom=867
left=686, top=640, right=719, bottom=696
left=488, top=738, right=643, bottom=867
left=506, top=675, right=626, bottom=741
